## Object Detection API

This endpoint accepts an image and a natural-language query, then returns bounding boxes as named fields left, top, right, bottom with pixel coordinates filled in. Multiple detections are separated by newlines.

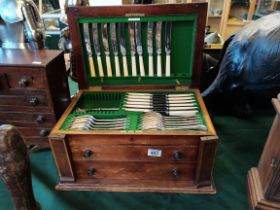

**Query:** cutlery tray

left=49, top=3, right=219, bottom=194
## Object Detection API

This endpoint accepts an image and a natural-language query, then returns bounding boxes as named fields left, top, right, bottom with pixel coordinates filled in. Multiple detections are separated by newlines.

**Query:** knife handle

left=165, top=54, right=171, bottom=77
left=106, top=55, right=112, bottom=77
left=131, top=55, right=137, bottom=77
left=114, top=56, right=121, bottom=77
left=149, top=55, right=154, bottom=77
left=88, top=56, right=96, bottom=77
left=122, top=56, right=129, bottom=77
left=157, top=55, right=162, bottom=77
left=139, top=55, right=145, bottom=77
left=97, top=56, right=104, bottom=77
left=168, top=110, right=198, bottom=117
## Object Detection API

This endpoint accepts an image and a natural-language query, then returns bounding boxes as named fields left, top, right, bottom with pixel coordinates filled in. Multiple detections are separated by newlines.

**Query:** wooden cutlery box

left=49, top=3, right=218, bottom=193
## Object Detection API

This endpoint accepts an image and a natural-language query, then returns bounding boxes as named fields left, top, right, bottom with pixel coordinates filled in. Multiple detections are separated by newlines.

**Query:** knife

left=165, top=22, right=172, bottom=77
left=129, top=23, right=137, bottom=77
left=110, top=23, right=121, bottom=77
left=156, top=22, right=162, bottom=77
left=119, top=23, right=129, bottom=77
left=83, top=23, right=96, bottom=77
left=92, top=23, right=104, bottom=77
left=147, top=22, right=154, bottom=77
left=124, top=108, right=198, bottom=117
left=135, top=21, right=145, bottom=77
left=101, top=23, right=112, bottom=77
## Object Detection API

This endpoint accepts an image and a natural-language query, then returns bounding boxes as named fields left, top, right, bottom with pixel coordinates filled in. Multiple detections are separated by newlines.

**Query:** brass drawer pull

left=83, top=150, right=93, bottom=158
left=87, top=168, right=96, bottom=176
left=39, top=129, right=49, bottom=137
left=36, top=115, right=45, bottom=124
left=173, top=151, right=182, bottom=161
left=18, top=78, right=28, bottom=87
left=172, top=168, right=180, bottom=179
left=29, top=97, right=39, bottom=106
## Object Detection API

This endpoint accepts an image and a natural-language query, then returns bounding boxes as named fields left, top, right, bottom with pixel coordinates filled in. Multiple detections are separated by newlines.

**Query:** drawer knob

left=18, top=78, right=28, bottom=87
left=83, top=150, right=93, bottom=158
left=29, top=97, right=39, bottom=106
left=39, top=129, right=49, bottom=137
left=36, top=115, right=45, bottom=124
left=172, top=168, right=180, bottom=179
left=87, top=168, right=96, bottom=176
left=173, top=151, right=182, bottom=161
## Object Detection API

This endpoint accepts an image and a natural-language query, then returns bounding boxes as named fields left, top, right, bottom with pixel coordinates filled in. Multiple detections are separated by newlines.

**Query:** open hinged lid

left=67, top=3, right=207, bottom=89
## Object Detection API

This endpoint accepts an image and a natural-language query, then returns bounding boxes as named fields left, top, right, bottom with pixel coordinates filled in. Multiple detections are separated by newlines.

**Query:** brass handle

left=173, top=151, right=182, bottom=161
left=36, top=115, right=45, bottom=124
left=87, top=168, right=96, bottom=176
left=172, top=168, right=180, bottom=179
left=29, top=97, right=39, bottom=106
left=83, top=150, right=93, bottom=158
left=18, top=78, right=28, bottom=87
left=39, top=129, right=49, bottom=137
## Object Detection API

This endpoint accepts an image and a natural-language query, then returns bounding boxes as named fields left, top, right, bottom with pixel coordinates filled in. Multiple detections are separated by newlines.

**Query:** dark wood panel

left=70, top=144, right=198, bottom=162
left=45, top=52, right=71, bottom=120
left=0, top=49, right=63, bottom=67
left=195, top=136, right=218, bottom=187
left=74, top=161, right=196, bottom=181
left=49, top=136, right=75, bottom=182
left=68, top=135, right=200, bottom=146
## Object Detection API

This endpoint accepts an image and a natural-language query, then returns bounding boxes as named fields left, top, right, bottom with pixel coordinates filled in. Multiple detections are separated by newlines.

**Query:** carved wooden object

left=0, top=124, right=41, bottom=210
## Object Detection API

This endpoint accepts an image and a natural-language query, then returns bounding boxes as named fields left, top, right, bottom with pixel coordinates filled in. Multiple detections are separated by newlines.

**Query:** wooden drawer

left=18, top=127, right=51, bottom=138
left=68, top=135, right=201, bottom=146
left=0, top=112, right=55, bottom=127
left=74, top=161, right=196, bottom=181
left=70, top=144, right=198, bottom=162
left=0, top=67, right=45, bottom=90
left=0, top=93, right=48, bottom=107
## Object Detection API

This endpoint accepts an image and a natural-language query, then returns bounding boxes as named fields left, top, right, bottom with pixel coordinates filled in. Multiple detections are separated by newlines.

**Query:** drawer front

left=0, top=94, right=48, bottom=107
left=0, top=112, right=55, bottom=127
left=74, top=161, right=196, bottom=181
left=18, top=127, right=51, bottom=138
left=70, top=145, right=198, bottom=162
left=0, top=68, right=45, bottom=90
left=68, top=135, right=201, bottom=146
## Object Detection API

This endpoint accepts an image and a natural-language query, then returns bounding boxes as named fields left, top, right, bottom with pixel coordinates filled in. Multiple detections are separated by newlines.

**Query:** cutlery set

left=82, top=21, right=172, bottom=78
left=142, top=112, right=207, bottom=131
left=69, top=115, right=129, bottom=130
left=67, top=92, right=205, bottom=131
left=124, top=92, right=199, bottom=116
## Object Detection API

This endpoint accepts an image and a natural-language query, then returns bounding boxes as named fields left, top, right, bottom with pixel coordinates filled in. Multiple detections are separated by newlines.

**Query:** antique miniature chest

left=49, top=3, right=218, bottom=193
left=0, top=49, right=70, bottom=149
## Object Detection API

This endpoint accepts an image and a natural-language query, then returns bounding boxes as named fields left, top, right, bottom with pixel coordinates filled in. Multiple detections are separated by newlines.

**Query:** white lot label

left=147, top=149, right=162, bottom=157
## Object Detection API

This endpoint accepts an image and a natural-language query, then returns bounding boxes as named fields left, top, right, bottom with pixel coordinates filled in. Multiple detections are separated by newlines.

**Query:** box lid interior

left=67, top=3, right=207, bottom=89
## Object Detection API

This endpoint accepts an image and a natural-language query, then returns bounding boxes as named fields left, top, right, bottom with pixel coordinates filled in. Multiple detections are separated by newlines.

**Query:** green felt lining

left=59, top=91, right=207, bottom=131
left=78, top=15, right=196, bottom=86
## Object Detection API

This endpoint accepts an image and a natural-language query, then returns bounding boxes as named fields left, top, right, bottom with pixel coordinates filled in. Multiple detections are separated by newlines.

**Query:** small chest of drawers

left=0, top=49, right=70, bottom=149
